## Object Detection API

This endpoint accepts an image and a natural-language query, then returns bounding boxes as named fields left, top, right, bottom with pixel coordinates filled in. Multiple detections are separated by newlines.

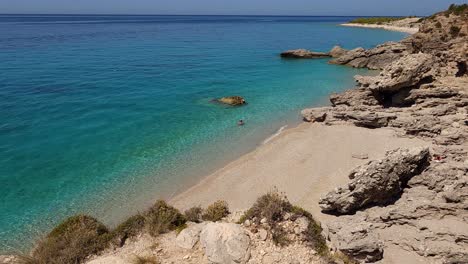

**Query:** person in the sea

left=237, top=119, right=244, bottom=126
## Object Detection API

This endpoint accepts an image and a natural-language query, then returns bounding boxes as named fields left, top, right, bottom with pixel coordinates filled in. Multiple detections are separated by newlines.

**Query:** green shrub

left=435, top=21, right=442, bottom=28
left=184, top=206, right=203, bottom=223
left=448, top=4, right=468, bottom=15
left=202, top=201, right=230, bottom=222
left=348, top=17, right=405, bottom=24
left=145, top=200, right=186, bottom=236
left=30, top=215, right=111, bottom=264
left=241, top=191, right=291, bottom=225
left=450, top=26, right=461, bottom=37
left=112, top=214, right=146, bottom=244
left=271, top=227, right=291, bottom=247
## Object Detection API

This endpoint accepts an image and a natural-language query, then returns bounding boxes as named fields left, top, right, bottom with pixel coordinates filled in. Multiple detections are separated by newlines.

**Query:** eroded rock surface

left=320, top=147, right=430, bottom=214
left=303, top=7, right=468, bottom=263
left=200, top=222, right=251, bottom=264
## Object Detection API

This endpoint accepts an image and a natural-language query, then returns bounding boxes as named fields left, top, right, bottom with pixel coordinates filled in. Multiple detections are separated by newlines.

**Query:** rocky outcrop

left=176, top=222, right=207, bottom=249
left=329, top=42, right=410, bottom=70
left=280, top=49, right=330, bottom=58
left=216, top=96, right=246, bottom=106
left=302, top=6, right=468, bottom=263
left=329, top=45, right=348, bottom=58
left=200, top=222, right=251, bottom=264
left=319, top=147, right=430, bottom=214
left=355, top=53, right=438, bottom=93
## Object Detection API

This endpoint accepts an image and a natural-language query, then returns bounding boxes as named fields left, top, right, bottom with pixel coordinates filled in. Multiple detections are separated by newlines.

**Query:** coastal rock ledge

left=280, top=49, right=330, bottom=58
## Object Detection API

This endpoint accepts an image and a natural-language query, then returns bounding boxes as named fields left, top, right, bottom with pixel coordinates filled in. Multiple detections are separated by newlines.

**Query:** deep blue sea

left=0, top=15, right=408, bottom=251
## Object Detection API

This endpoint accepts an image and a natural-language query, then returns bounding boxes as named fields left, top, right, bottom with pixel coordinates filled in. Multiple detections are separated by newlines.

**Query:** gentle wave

left=262, top=125, right=288, bottom=145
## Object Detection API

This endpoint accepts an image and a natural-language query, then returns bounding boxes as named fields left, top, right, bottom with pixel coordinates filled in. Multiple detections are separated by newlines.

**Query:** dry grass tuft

left=184, top=206, right=203, bottom=223
left=201, top=200, right=229, bottom=222
left=27, top=215, right=111, bottom=264
left=145, top=200, right=186, bottom=236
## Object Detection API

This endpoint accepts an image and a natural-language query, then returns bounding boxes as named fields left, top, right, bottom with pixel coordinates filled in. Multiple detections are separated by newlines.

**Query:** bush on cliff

left=202, top=200, right=230, bottom=222
left=29, top=215, right=111, bottom=264
left=184, top=206, right=203, bottom=223
left=145, top=200, right=186, bottom=236
left=239, top=191, right=328, bottom=255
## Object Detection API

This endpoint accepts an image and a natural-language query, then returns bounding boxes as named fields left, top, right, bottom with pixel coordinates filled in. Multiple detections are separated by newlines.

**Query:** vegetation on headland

left=447, top=3, right=468, bottom=15
left=348, top=16, right=411, bottom=25
left=14, top=193, right=356, bottom=264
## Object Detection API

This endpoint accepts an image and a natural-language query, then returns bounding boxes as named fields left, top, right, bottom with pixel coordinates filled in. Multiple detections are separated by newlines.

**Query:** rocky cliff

left=302, top=5, right=468, bottom=263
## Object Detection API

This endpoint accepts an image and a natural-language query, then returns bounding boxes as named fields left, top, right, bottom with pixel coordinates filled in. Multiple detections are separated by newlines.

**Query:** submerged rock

left=319, top=147, right=431, bottom=214
left=216, top=96, right=246, bottom=106
left=280, top=49, right=330, bottom=58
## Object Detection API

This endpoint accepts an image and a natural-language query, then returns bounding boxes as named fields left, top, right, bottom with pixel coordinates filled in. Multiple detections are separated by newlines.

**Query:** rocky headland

left=301, top=5, right=468, bottom=263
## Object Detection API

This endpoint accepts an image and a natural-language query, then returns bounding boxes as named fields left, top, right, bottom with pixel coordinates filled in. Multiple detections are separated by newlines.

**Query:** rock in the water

left=319, top=147, right=430, bottom=214
left=200, top=222, right=251, bottom=264
left=217, top=96, right=246, bottom=106
left=329, top=45, right=348, bottom=58
left=176, top=223, right=206, bottom=249
left=280, top=49, right=330, bottom=58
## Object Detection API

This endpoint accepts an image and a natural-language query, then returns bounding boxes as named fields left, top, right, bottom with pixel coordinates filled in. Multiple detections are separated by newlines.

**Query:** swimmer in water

left=238, top=119, right=244, bottom=126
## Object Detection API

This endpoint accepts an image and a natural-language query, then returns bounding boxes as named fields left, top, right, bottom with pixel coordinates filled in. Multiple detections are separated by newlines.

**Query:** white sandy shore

left=170, top=123, right=429, bottom=223
left=170, top=123, right=431, bottom=263
left=341, top=23, right=419, bottom=34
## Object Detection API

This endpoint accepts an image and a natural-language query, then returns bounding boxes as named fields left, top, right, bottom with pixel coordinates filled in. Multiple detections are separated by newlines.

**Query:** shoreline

left=340, top=23, right=419, bottom=34
left=170, top=122, right=429, bottom=223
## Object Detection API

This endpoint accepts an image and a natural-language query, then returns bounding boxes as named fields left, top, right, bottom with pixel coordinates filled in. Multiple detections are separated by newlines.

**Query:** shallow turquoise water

left=0, top=15, right=407, bottom=251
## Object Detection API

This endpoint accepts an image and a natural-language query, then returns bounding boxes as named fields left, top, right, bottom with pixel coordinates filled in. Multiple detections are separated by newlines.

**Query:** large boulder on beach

left=200, top=222, right=251, bottom=264
left=216, top=96, right=246, bottom=106
left=319, top=147, right=430, bottom=214
left=176, top=222, right=207, bottom=249
left=280, top=49, right=330, bottom=58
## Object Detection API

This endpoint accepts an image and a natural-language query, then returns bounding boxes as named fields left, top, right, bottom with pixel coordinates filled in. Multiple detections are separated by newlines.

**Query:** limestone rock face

left=326, top=221, right=384, bottom=263
left=301, top=107, right=329, bottom=122
left=319, top=147, right=431, bottom=214
left=280, top=49, right=330, bottom=58
left=355, top=53, right=438, bottom=93
left=176, top=223, right=206, bottom=249
left=199, top=222, right=251, bottom=264
left=217, top=96, right=246, bottom=106
left=329, top=42, right=409, bottom=70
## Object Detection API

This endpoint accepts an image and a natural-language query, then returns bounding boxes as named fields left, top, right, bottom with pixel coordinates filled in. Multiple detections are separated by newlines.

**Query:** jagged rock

left=319, top=147, right=430, bottom=214
left=329, top=87, right=381, bottom=107
left=216, top=96, right=246, bottom=106
left=331, top=111, right=397, bottom=128
left=301, top=107, right=329, bottom=122
left=176, top=223, right=206, bottom=249
left=329, top=45, right=348, bottom=58
left=327, top=221, right=384, bottom=263
left=280, top=49, right=330, bottom=58
left=329, top=47, right=365, bottom=65
left=200, top=222, right=251, bottom=264
left=355, top=53, right=438, bottom=93
left=329, top=42, right=409, bottom=70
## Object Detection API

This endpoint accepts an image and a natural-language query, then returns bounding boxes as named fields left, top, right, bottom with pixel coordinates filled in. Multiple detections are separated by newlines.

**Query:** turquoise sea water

left=0, top=15, right=407, bottom=251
